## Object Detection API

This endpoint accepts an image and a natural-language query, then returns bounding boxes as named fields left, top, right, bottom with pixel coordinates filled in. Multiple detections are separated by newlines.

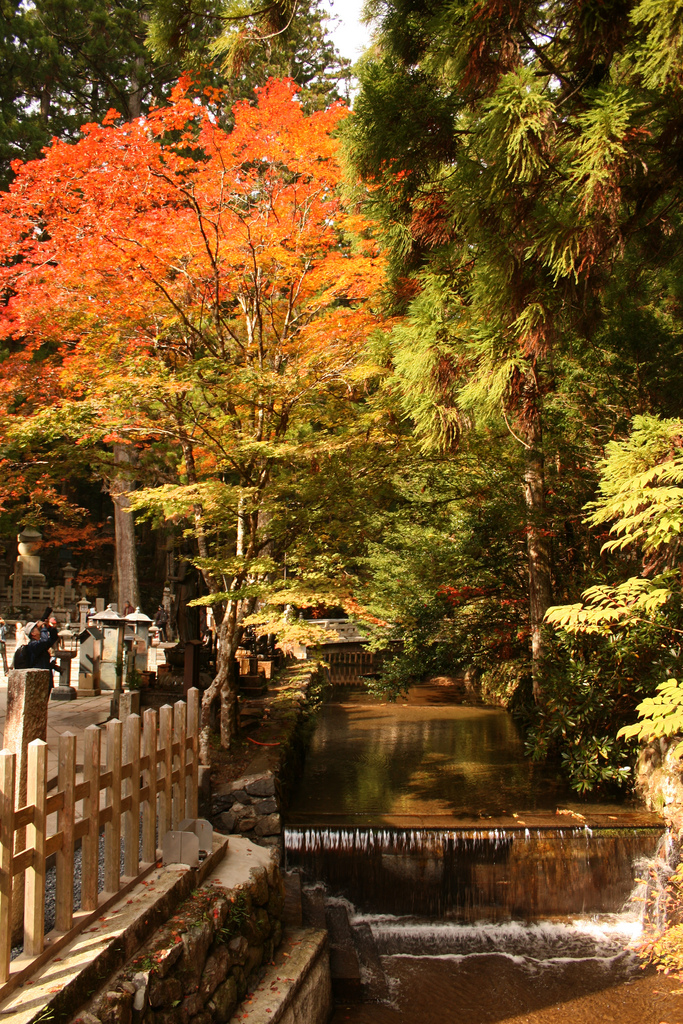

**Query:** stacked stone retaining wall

left=72, top=842, right=285, bottom=1024
left=69, top=664, right=330, bottom=1024
left=209, top=663, right=329, bottom=847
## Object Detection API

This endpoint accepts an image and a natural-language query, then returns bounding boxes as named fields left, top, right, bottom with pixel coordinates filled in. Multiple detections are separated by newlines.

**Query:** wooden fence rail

left=0, top=688, right=201, bottom=987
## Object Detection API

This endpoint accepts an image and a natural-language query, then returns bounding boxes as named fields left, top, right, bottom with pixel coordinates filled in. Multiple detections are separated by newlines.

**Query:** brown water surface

left=331, top=955, right=683, bottom=1024
left=286, top=684, right=661, bottom=828
left=288, top=682, right=670, bottom=1022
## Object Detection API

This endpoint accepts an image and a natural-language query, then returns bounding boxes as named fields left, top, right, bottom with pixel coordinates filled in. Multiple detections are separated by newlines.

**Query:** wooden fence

left=0, top=689, right=201, bottom=992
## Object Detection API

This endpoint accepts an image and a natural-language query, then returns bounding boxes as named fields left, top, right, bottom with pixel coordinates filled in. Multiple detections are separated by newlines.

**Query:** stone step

left=324, top=905, right=362, bottom=1003
left=282, top=871, right=303, bottom=927
left=239, top=675, right=268, bottom=697
left=352, top=921, right=390, bottom=1002
left=301, top=884, right=327, bottom=931
left=234, top=927, right=330, bottom=1024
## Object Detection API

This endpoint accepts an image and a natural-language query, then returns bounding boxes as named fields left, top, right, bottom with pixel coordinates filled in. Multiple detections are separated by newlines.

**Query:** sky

left=320, top=0, right=374, bottom=62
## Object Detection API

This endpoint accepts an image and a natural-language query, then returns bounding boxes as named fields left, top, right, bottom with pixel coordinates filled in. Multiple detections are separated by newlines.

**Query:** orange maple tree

left=0, top=77, right=385, bottom=752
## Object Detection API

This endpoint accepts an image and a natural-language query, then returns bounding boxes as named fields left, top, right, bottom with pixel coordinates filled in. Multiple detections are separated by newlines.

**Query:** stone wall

left=72, top=841, right=285, bottom=1024
left=209, top=663, right=329, bottom=847
left=68, top=663, right=331, bottom=1024
left=636, top=735, right=683, bottom=835
left=213, top=772, right=282, bottom=845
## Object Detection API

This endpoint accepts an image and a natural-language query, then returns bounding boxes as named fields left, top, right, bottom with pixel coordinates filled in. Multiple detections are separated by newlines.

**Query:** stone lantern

left=78, top=624, right=103, bottom=697
left=92, top=604, right=126, bottom=692
left=124, top=607, right=153, bottom=675
left=77, top=597, right=90, bottom=632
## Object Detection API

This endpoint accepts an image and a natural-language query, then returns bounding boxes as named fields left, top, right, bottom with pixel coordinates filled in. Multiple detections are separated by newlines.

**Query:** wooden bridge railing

left=0, top=689, right=201, bottom=990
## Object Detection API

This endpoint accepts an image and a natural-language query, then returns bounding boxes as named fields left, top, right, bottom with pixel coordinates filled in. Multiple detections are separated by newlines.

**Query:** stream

left=284, top=682, right=683, bottom=1023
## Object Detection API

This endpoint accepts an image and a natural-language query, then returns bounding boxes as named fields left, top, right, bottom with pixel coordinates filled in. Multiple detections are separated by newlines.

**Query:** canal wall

left=209, top=661, right=329, bottom=848
left=69, top=839, right=330, bottom=1024
left=636, top=735, right=683, bottom=835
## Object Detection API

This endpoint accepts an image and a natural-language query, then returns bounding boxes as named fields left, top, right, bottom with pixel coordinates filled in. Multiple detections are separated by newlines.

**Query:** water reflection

left=287, top=684, right=648, bottom=826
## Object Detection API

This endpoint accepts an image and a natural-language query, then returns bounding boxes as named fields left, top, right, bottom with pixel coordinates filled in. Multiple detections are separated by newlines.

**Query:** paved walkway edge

left=235, top=928, right=331, bottom=1024
left=0, top=835, right=229, bottom=1024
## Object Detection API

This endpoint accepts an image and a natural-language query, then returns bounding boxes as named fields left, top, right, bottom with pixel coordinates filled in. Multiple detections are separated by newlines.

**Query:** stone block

left=131, top=971, right=150, bottom=1015
left=230, top=789, right=250, bottom=804
left=211, top=895, right=230, bottom=930
left=250, top=866, right=269, bottom=906
left=228, top=935, right=248, bottom=964
left=267, top=882, right=285, bottom=918
left=211, top=977, right=238, bottom=1024
left=98, top=989, right=134, bottom=1024
left=254, top=797, right=277, bottom=815
left=4, top=668, right=51, bottom=798
left=256, top=836, right=282, bottom=852
left=180, top=993, right=204, bottom=1019
left=153, top=942, right=184, bottom=978
left=155, top=1010, right=182, bottom=1024
left=244, top=773, right=276, bottom=797
left=254, top=813, right=281, bottom=837
left=244, top=943, right=263, bottom=977
left=232, top=964, right=247, bottom=1000
left=211, top=794, right=233, bottom=815
left=181, top=920, right=214, bottom=972
left=271, top=917, right=282, bottom=951
left=149, top=977, right=184, bottom=1009
left=199, top=946, right=231, bottom=1001
left=4, top=668, right=52, bottom=942
left=215, top=811, right=236, bottom=834
left=234, top=807, right=257, bottom=832
left=250, top=907, right=271, bottom=943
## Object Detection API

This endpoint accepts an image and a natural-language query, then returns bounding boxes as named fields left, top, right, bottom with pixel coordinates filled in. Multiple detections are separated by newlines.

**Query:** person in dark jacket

left=153, top=605, right=168, bottom=642
left=23, top=616, right=59, bottom=681
left=0, top=616, right=8, bottom=674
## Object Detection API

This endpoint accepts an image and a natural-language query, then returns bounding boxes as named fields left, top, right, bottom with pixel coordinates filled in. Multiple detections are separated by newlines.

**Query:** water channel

left=284, top=681, right=683, bottom=1023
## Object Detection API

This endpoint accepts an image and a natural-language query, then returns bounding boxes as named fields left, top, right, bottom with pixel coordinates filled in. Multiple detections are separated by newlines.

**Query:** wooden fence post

left=173, top=701, right=187, bottom=826
left=104, top=719, right=122, bottom=895
left=187, top=688, right=200, bottom=819
left=81, top=725, right=101, bottom=912
left=159, top=705, right=173, bottom=837
left=55, top=732, right=77, bottom=933
left=142, top=709, right=157, bottom=865
left=0, top=749, right=16, bottom=984
left=24, top=739, right=47, bottom=957
left=123, top=714, right=141, bottom=878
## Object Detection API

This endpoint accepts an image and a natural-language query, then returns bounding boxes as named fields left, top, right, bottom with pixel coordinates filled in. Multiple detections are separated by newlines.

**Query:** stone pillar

left=12, top=559, right=23, bottom=609
left=117, top=690, right=140, bottom=722
left=3, top=668, right=51, bottom=942
left=63, top=562, right=76, bottom=598
left=3, top=669, right=51, bottom=775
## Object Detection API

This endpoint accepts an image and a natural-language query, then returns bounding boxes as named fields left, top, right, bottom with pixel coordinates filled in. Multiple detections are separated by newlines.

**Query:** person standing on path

left=0, top=616, right=8, bottom=673
left=154, top=604, right=168, bottom=642
left=18, top=613, right=60, bottom=683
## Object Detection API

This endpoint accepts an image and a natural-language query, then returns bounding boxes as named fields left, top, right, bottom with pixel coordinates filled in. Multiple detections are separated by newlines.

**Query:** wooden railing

left=0, top=689, right=201, bottom=991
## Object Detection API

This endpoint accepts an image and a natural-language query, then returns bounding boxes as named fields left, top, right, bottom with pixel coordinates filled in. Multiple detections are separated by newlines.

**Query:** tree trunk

left=521, top=394, right=553, bottom=703
left=111, top=443, right=140, bottom=611
left=198, top=496, right=254, bottom=761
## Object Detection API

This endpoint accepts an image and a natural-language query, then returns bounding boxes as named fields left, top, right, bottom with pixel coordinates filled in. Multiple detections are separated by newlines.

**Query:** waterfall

left=285, top=825, right=664, bottom=921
